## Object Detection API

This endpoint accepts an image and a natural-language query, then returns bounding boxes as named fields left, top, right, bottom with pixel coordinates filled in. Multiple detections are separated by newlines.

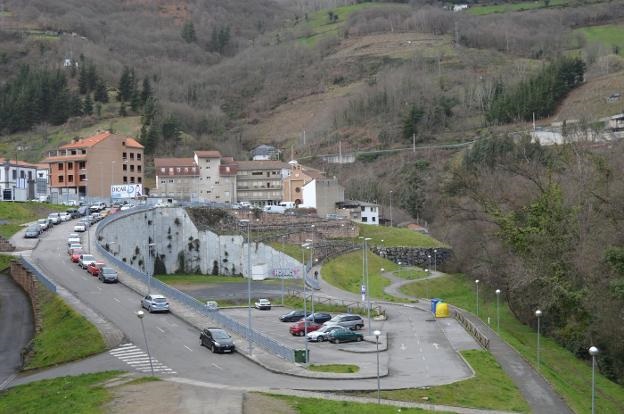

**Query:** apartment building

left=44, top=131, right=144, bottom=198
left=236, top=160, right=289, bottom=206
left=154, top=158, right=199, bottom=200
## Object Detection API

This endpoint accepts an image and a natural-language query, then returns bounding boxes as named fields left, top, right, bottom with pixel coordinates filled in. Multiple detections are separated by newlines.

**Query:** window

left=295, top=187, right=301, bottom=193
left=138, top=166, right=142, bottom=172
left=361, top=217, right=368, bottom=222
left=130, top=177, right=135, bottom=183
left=176, top=167, right=181, bottom=173
left=28, top=171, right=32, bottom=180
left=130, top=165, right=135, bottom=172
left=70, top=150, right=76, bottom=155
left=122, top=152, right=127, bottom=159
left=79, top=161, right=86, bottom=169
left=12, top=170, right=16, bottom=179
left=58, top=163, right=63, bottom=170
left=215, top=181, right=219, bottom=185
left=137, top=153, right=142, bottom=160
left=160, top=168, right=165, bottom=173
left=123, top=176, right=127, bottom=183
left=123, top=164, right=127, bottom=171
left=68, top=175, right=74, bottom=183
left=58, top=176, right=64, bottom=183
left=252, top=171, right=263, bottom=176
left=161, top=180, right=166, bottom=184
left=20, top=171, right=25, bottom=179
left=68, top=162, right=73, bottom=169
left=372, top=216, right=376, bottom=222
left=79, top=174, right=86, bottom=181
left=138, top=177, right=142, bottom=183
left=168, top=167, right=173, bottom=174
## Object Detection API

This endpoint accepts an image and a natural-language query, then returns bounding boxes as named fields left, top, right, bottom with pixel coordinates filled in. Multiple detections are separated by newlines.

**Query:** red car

left=87, top=262, right=106, bottom=276
left=289, top=321, right=322, bottom=336
left=71, top=249, right=85, bottom=263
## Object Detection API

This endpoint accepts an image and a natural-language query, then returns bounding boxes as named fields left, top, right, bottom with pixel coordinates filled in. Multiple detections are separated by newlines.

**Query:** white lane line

left=0, top=374, right=16, bottom=390
left=211, top=363, right=223, bottom=371
left=422, top=356, right=426, bottom=361
left=120, top=343, right=134, bottom=347
left=113, top=297, right=121, bottom=303
left=110, top=350, right=141, bottom=356
left=117, top=354, right=150, bottom=360
left=110, top=345, right=139, bottom=352
left=184, top=345, right=193, bottom=352
left=156, top=326, right=165, bottom=333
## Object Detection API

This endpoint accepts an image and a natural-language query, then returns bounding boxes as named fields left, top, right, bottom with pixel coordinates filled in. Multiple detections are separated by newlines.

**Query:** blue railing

left=19, top=256, right=57, bottom=293
left=96, top=207, right=296, bottom=362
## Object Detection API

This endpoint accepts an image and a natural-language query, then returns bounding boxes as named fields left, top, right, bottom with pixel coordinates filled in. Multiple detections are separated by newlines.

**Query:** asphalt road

left=0, top=273, right=34, bottom=390
left=13, top=219, right=472, bottom=391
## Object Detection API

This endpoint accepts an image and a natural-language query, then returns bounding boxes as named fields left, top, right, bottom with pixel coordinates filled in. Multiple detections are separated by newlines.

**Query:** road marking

left=211, top=363, right=223, bottom=371
left=422, top=356, right=426, bottom=361
left=0, top=374, right=16, bottom=390
left=400, top=343, right=406, bottom=351
left=184, top=345, right=193, bottom=352
left=113, top=297, right=121, bottom=303
left=156, top=326, right=165, bottom=333
left=97, top=286, right=102, bottom=291
left=108, top=343, right=175, bottom=375
left=432, top=342, right=439, bottom=350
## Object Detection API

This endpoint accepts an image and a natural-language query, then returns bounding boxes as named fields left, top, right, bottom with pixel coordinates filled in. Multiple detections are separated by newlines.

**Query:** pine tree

left=78, top=63, right=88, bottom=94
left=119, top=102, right=127, bottom=117
left=181, top=21, right=197, bottom=43
left=69, top=93, right=83, bottom=116
left=83, top=95, right=94, bottom=115
left=403, top=104, right=424, bottom=140
left=94, top=78, right=109, bottom=103
left=140, top=77, right=152, bottom=105
left=144, top=123, right=159, bottom=154
left=161, top=114, right=181, bottom=143
left=130, top=90, right=141, bottom=112
left=117, top=66, right=133, bottom=102
left=86, top=63, right=98, bottom=92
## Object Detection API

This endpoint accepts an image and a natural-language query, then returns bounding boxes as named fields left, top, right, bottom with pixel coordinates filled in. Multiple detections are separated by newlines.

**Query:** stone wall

left=372, top=246, right=453, bottom=267
left=9, top=261, right=43, bottom=334
left=0, top=235, right=15, bottom=252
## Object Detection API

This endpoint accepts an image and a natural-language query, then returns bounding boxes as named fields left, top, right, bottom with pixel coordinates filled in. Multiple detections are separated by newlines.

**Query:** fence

left=19, top=256, right=57, bottom=293
left=453, top=308, right=490, bottom=349
left=95, top=208, right=296, bottom=362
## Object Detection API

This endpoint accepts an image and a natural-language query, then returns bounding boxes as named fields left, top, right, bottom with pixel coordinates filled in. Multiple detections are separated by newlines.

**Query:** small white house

left=336, top=200, right=379, bottom=226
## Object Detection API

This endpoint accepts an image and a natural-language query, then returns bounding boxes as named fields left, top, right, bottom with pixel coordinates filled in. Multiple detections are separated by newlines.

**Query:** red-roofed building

left=43, top=131, right=144, bottom=198
left=0, top=158, right=40, bottom=201
left=154, top=158, right=199, bottom=200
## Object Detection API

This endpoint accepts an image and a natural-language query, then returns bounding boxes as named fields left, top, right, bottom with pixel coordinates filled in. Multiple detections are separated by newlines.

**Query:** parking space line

left=184, top=345, right=193, bottom=352
left=156, top=326, right=165, bottom=333
left=113, top=297, right=121, bottom=303
left=211, top=363, right=223, bottom=371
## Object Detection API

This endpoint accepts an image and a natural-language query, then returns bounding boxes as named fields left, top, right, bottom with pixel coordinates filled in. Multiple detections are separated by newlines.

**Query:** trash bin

left=435, top=302, right=450, bottom=318
left=431, top=298, right=442, bottom=314
left=294, top=349, right=309, bottom=363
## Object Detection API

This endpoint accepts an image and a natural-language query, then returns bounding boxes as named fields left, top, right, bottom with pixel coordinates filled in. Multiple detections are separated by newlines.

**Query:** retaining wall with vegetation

left=373, top=246, right=452, bottom=267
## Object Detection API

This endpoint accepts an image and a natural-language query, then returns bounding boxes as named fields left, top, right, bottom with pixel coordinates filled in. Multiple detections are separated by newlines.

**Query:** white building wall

left=301, top=180, right=317, bottom=208
left=360, top=205, right=379, bottom=226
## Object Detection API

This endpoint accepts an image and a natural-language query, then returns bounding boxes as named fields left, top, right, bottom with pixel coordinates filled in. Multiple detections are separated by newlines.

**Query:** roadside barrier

left=453, top=308, right=490, bottom=349
left=19, top=256, right=57, bottom=293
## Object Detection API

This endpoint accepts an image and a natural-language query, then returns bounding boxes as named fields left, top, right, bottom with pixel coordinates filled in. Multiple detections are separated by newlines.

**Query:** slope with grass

left=358, top=224, right=446, bottom=248
left=0, top=202, right=66, bottom=239
left=0, top=371, right=121, bottom=414
left=25, top=286, right=106, bottom=369
left=400, top=274, right=624, bottom=414
left=577, top=24, right=624, bottom=55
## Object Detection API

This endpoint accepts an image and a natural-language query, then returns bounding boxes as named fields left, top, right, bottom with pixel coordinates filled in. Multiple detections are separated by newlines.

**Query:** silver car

left=24, top=225, right=41, bottom=238
left=323, top=314, right=365, bottom=330
left=141, top=294, right=170, bottom=313
left=78, top=254, right=97, bottom=269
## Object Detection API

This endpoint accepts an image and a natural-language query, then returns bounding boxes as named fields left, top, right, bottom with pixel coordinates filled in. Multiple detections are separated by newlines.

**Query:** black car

left=303, top=312, right=332, bottom=324
left=279, top=309, right=309, bottom=322
left=200, top=328, right=235, bottom=353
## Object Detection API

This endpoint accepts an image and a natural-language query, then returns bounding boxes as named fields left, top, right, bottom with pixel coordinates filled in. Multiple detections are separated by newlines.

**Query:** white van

left=263, top=205, right=286, bottom=214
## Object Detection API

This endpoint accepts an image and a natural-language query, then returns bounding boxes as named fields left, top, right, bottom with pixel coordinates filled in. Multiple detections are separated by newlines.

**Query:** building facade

left=44, top=132, right=144, bottom=198
left=0, top=158, right=38, bottom=201
left=336, top=200, right=380, bottom=225
left=154, top=158, right=199, bottom=200
left=282, top=160, right=322, bottom=205
left=301, top=177, right=345, bottom=217
left=236, top=160, right=289, bottom=206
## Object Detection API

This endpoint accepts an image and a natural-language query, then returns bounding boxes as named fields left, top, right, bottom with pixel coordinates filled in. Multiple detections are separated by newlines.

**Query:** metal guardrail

left=95, top=207, right=296, bottom=362
left=19, top=256, right=57, bottom=293
left=453, top=309, right=490, bottom=349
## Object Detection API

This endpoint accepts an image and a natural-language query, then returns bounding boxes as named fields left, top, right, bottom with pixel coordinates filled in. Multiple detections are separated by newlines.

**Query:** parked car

left=289, top=320, right=322, bottom=336
left=307, top=325, right=344, bottom=342
left=47, top=213, right=62, bottom=224
left=98, top=267, right=118, bottom=283
left=67, top=236, right=81, bottom=247
left=254, top=298, right=271, bottom=310
left=89, top=202, right=106, bottom=212
left=24, top=225, right=41, bottom=238
left=323, top=314, right=365, bottom=331
left=328, top=326, right=364, bottom=344
left=73, top=222, right=87, bottom=232
left=87, top=261, right=105, bottom=276
left=200, top=328, right=235, bottom=353
left=67, top=243, right=82, bottom=254
left=303, top=312, right=332, bottom=324
left=120, top=204, right=134, bottom=211
left=279, top=309, right=309, bottom=322
left=77, top=206, right=90, bottom=217
left=78, top=254, right=97, bottom=269
left=66, top=209, right=80, bottom=219
left=70, top=249, right=85, bottom=263
left=141, top=294, right=170, bottom=313
left=59, top=212, right=72, bottom=221
left=37, top=218, right=50, bottom=231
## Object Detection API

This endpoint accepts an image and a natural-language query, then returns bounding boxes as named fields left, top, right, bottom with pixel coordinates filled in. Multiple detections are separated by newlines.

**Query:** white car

left=47, top=213, right=62, bottom=224
left=306, top=325, right=344, bottom=342
left=78, top=254, right=97, bottom=269
left=59, top=212, right=72, bottom=221
left=254, top=298, right=271, bottom=310
left=73, top=222, right=87, bottom=232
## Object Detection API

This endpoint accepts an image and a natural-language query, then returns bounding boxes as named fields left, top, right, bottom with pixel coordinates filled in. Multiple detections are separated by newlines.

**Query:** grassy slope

left=577, top=24, right=624, bottom=55
left=358, top=224, right=446, bottom=248
left=0, top=202, right=66, bottom=238
left=0, top=254, right=12, bottom=271
left=373, top=350, right=529, bottom=412
left=467, top=0, right=568, bottom=15
left=0, top=371, right=121, bottom=414
left=26, top=287, right=106, bottom=369
left=400, top=274, right=624, bottom=414
left=273, top=394, right=437, bottom=413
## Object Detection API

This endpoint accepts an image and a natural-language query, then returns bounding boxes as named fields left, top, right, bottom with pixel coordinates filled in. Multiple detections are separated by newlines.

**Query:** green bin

left=294, top=349, right=309, bottom=363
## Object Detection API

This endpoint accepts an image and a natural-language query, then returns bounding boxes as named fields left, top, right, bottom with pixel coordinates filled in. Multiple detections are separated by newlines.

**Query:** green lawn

left=358, top=225, right=446, bottom=248
left=400, top=274, right=624, bottom=413
left=0, top=202, right=66, bottom=238
left=577, top=24, right=624, bottom=55
left=308, top=364, right=360, bottom=373
left=0, top=371, right=122, bottom=414
left=0, top=254, right=12, bottom=271
left=270, top=394, right=440, bottom=413
left=322, top=250, right=400, bottom=301
left=392, top=266, right=428, bottom=280
left=468, top=0, right=568, bottom=15
left=369, top=350, right=529, bottom=412
left=25, top=287, right=106, bottom=369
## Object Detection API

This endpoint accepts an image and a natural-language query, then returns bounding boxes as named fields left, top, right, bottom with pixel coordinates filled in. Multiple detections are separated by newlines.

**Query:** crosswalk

left=109, top=343, right=176, bottom=375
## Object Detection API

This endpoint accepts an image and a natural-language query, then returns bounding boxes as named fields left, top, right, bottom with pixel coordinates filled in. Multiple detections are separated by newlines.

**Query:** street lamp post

left=495, top=289, right=501, bottom=333
left=364, top=237, right=372, bottom=335
left=589, top=346, right=599, bottom=414
left=433, top=249, right=437, bottom=272
left=374, top=329, right=381, bottom=404
left=389, top=191, right=393, bottom=227
left=427, top=254, right=431, bottom=273
left=535, top=309, right=542, bottom=371
left=475, top=279, right=480, bottom=318
left=245, top=220, right=253, bottom=354
left=136, top=310, right=155, bottom=376
left=424, top=268, right=429, bottom=299
left=146, top=242, right=155, bottom=294
left=281, top=235, right=285, bottom=305
left=301, top=243, right=311, bottom=363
